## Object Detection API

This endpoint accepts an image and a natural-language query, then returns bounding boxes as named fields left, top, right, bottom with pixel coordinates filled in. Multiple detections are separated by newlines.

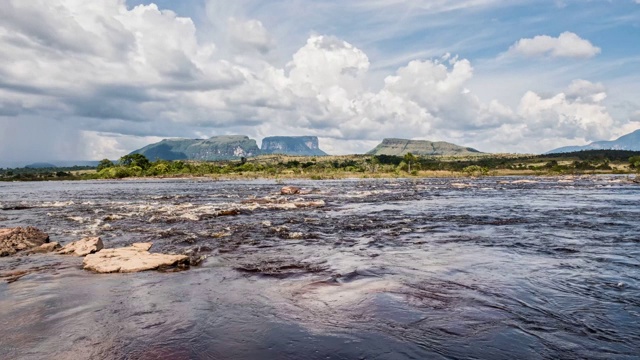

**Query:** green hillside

left=367, top=138, right=482, bottom=156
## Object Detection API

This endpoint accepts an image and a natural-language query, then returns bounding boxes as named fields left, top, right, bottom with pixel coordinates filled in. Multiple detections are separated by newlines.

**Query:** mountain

left=25, top=162, right=58, bottom=169
left=261, top=136, right=327, bottom=156
left=131, top=135, right=261, bottom=161
left=547, top=129, right=640, bottom=154
left=367, top=138, right=482, bottom=156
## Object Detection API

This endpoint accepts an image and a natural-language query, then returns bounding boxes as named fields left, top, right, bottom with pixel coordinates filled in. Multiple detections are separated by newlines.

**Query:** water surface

left=1, top=176, right=639, bottom=359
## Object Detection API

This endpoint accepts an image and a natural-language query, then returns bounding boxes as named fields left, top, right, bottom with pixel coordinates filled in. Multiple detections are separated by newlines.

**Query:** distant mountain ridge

left=367, top=138, right=482, bottom=156
left=547, top=129, right=640, bottom=154
left=131, top=135, right=328, bottom=161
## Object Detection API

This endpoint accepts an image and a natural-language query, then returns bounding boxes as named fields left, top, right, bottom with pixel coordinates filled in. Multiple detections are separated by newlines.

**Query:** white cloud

left=514, top=80, right=615, bottom=149
left=506, top=32, right=601, bottom=59
left=228, top=17, right=274, bottom=54
left=0, top=0, right=630, bottom=163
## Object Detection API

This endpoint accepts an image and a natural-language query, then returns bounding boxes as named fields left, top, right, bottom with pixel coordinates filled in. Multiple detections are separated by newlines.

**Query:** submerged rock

left=242, top=197, right=325, bottom=210
left=58, top=237, right=104, bottom=257
left=0, top=227, right=50, bottom=257
left=83, top=243, right=189, bottom=273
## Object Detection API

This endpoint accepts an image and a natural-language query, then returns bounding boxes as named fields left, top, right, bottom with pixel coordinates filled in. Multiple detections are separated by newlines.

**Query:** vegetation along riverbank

left=1, top=150, right=639, bottom=182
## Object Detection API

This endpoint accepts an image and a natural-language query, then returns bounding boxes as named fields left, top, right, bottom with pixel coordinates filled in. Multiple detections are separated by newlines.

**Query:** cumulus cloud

left=0, top=0, right=628, bottom=164
left=506, top=32, right=601, bottom=59
left=517, top=81, right=612, bottom=140
left=228, top=17, right=274, bottom=54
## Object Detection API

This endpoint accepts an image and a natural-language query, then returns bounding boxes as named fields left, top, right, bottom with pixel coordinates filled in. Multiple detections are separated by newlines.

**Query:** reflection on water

left=1, top=177, right=639, bottom=359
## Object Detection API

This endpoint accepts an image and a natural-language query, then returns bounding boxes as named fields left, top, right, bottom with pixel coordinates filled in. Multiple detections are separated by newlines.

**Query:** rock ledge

left=83, top=243, right=189, bottom=273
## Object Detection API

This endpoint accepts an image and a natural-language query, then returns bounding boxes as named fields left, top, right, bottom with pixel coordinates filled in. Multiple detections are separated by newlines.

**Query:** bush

left=462, top=165, right=489, bottom=176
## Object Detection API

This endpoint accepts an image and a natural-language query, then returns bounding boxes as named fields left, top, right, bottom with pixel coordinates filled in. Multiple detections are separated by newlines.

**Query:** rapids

left=1, top=176, right=639, bottom=359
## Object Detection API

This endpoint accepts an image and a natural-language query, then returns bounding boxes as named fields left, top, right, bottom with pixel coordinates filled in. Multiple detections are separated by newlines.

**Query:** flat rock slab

left=26, top=242, right=61, bottom=254
left=0, top=227, right=50, bottom=257
left=83, top=243, right=189, bottom=273
left=58, top=237, right=104, bottom=256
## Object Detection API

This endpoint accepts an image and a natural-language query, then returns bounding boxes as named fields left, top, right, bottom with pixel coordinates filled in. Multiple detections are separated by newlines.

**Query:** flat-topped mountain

left=131, top=135, right=260, bottom=161
left=261, top=136, right=327, bottom=156
left=547, top=129, right=640, bottom=154
left=367, top=138, right=482, bottom=156
left=130, top=135, right=328, bottom=161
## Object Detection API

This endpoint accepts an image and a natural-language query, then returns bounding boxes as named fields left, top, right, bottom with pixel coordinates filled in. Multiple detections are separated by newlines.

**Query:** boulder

left=83, top=243, right=189, bottom=273
left=280, top=186, right=301, bottom=195
left=0, top=227, right=50, bottom=257
left=26, top=242, right=61, bottom=254
left=58, top=237, right=104, bottom=257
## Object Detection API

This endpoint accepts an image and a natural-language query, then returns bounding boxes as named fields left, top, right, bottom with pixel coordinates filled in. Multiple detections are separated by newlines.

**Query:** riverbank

left=2, top=149, right=639, bottom=182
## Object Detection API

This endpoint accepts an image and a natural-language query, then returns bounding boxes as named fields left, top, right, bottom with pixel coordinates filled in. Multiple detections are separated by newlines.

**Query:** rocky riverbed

left=1, top=176, right=639, bottom=359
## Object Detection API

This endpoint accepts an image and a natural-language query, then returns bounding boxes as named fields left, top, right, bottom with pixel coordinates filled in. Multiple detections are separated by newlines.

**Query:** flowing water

left=0, top=176, right=639, bottom=359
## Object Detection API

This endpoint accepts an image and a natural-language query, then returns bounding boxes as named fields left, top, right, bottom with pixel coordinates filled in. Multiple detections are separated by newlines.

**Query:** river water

left=0, top=176, right=639, bottom=359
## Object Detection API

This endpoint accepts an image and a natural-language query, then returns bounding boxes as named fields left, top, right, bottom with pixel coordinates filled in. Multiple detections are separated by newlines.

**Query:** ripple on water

left=1, top=177, right=640, bottom=359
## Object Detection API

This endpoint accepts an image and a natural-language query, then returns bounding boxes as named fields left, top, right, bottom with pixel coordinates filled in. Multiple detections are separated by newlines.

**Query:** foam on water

left=1, top=176, right=639, bottom=359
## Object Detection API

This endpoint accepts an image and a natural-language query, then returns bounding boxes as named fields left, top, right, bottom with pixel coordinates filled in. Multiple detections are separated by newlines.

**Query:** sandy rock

left=26, top=242, right=61, bottom=254
left=131, top=242, right=153, bottom=251
left=281, top=186, right=301, bottom=195
left=58, top=237, right=104, bottom=257
left=83, top=243, right=189, bottom=273
left=0, top=227, right=50, bottom=257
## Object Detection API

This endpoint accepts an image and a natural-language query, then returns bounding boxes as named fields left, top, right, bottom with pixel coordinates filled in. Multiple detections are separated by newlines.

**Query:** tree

left=629, top=156, right=640, bottom=170
left=97, top=159, right=114, bottom=172
left=119, top=154, right=151, bottom=170
left=403, top=153, right=417, bottom=173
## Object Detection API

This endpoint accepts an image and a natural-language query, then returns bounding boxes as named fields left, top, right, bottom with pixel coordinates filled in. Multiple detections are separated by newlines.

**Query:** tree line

left=2, top=150, right=639, bottom=181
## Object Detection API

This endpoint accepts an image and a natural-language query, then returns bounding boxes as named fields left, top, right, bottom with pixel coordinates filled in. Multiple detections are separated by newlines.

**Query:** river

left=0, top=176, right=639, bottom=359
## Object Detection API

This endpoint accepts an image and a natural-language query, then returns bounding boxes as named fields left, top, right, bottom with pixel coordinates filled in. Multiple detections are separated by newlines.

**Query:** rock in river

left=83, top=243, right=189, bottom=273
left=280, top=186, right=301, bottom=195
left=0, top=227, right=50, bottom=256
left=26, top=242, right=61, bottom=254
left=58, top=237, right=104, bottom=257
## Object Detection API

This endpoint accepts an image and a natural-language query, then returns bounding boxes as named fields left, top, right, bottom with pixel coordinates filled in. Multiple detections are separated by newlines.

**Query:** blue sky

left=1, top=0, right=639, bottom=165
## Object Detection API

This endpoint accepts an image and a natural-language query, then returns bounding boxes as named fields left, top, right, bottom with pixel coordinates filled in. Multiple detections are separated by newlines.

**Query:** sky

left=1, top=0, right=639, bottom=166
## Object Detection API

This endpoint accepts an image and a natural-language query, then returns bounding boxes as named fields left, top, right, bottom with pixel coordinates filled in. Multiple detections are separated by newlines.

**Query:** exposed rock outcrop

left=58, top=237, right=104, bottom=257
left=0, top=227, right=50, bottom=257
left=280, top=186, right=301, bottom=195
left=83, top=243, right=189, bottom=273
left=131, top=135, right=330, bottom=161
left=26, top=242, right=61, bottom=254
left=261, top=136, right=327, bottom=156
left=131, top=135, right=261, bottom=161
